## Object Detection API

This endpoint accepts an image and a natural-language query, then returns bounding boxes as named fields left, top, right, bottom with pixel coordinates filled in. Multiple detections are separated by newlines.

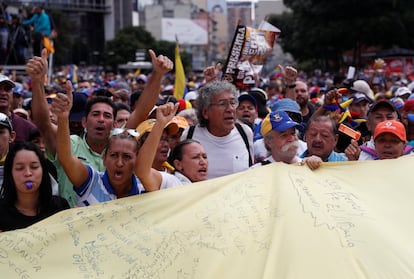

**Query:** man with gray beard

left=251, top=110, right=302, bottom=167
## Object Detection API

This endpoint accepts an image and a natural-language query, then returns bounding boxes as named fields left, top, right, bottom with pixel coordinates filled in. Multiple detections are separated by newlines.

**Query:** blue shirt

left=23, top=11, right=51, bottom=36
left=300, top=150, right=348, bottom=162
left=75, top=165, right=145, bottom=207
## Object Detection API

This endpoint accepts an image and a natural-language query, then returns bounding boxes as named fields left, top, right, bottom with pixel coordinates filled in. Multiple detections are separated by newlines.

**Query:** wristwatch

left=284, top=83, right=296, bottom=89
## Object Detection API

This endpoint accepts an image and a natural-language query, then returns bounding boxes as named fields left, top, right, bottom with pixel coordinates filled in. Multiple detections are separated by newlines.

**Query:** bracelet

left=284, top=83, right=296, bottom=89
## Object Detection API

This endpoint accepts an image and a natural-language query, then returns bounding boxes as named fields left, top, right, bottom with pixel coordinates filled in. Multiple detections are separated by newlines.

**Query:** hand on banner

left=302, top=155, right=323, bottom=170
left=203, top=63, right=222, bottom=83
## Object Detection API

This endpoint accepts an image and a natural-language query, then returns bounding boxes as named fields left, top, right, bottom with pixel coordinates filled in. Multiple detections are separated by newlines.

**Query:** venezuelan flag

left=269, top=65, right=282, bottom=79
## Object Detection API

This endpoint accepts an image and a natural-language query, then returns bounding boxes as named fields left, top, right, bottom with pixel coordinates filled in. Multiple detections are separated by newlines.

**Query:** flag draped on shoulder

left=174, top=40, right=186, bottom=100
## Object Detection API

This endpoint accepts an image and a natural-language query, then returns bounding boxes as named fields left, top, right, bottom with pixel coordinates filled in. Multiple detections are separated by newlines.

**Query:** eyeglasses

left=110, top=128, right=140, bottom=138
left=210, top=99, right=238, bottom=109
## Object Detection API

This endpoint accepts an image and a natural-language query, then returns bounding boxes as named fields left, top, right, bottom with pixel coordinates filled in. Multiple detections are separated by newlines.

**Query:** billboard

left=161, top=18, right=208, bottom=45
left=208, top=0, right=228, bottom=15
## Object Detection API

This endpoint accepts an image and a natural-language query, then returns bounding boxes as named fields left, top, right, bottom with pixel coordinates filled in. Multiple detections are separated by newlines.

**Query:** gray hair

left=196, top=80, right=237, bottom=127
left=177, top=108, right=199, bottom=126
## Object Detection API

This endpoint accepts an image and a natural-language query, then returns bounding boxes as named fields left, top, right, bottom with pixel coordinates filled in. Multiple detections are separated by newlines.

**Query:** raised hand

left=280, top=64, right=297, bottom=85
left=50, top=81, right=73, bottom=119
left=156, top=102, right=179, bottom=126
left=203, top=63, right=222, bottom=83
left=344, top=139, right=361, bottom=161
left=149, top=49, right=174, bottom=75
left=25, top=48, right=48, bottom=82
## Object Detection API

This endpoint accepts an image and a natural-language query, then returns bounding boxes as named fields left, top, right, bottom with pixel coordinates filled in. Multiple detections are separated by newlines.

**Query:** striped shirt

left=75, top=165, right=145, bottom=206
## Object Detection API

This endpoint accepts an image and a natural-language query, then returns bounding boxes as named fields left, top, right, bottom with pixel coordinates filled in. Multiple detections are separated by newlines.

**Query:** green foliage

left=269, top=0, right=414, bottom=71
left=103, top=26, right=157, bottom=69
left=104, top=27, right=193, bottom=72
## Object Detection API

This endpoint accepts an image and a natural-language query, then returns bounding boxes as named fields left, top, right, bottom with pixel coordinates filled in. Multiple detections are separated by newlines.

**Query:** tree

left=103, top=26, right=157, bottom=70
left=104, top=27, right=192, bottom=72
left=269, top=0, right=414, bottom=71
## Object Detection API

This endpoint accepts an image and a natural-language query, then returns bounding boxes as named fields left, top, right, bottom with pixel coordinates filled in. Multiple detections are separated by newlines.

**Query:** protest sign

left=222, top=21, right=280, bottom=89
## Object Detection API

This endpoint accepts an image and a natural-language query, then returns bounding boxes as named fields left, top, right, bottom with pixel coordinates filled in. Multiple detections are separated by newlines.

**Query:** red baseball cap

left=374, top=120, right=406, bottom=142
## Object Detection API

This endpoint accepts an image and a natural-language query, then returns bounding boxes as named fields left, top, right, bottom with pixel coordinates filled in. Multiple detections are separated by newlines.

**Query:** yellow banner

left=1, top=156, right=414, bottom=278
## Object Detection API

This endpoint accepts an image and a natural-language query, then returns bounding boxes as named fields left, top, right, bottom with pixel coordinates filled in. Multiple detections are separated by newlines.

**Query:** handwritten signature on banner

left=289, top=171, right=368, bottom=248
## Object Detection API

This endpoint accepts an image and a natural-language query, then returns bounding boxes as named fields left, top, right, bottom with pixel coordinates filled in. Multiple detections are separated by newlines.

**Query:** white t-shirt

left=173, top=171, right=192, bottom=185
left=182, top=124, right=253, bottom=179
left=159, top=172, right=183, bottom=189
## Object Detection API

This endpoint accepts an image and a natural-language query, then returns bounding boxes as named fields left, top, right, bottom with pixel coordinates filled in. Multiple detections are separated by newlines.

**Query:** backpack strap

left=186, top=125, right=195, bottom=140
left=235, top=123, right=253, bottom=166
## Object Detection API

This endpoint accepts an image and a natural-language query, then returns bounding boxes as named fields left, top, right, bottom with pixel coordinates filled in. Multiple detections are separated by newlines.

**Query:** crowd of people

left=1, top=40, right=414, bottom=232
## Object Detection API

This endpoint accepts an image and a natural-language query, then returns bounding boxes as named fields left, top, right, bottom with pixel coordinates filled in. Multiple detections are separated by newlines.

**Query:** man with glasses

left=182, top=80, right=253, bottom=179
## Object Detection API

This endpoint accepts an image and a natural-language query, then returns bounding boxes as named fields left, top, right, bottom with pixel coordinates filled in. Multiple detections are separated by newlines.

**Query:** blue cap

left=271, top=98, right=301, bottom=114
left=106, top=81, right=117, bottom=87
left=69, top=93, right=88, bottom=122
left=261, top=110, right=300, bottom=135
left=13, top=86, right=24, bottom=96
left=350, top=93, right=372, bottom=104
left=238, top=93, right=257, bottom=107
left=77, top=88, right=90, bottom=97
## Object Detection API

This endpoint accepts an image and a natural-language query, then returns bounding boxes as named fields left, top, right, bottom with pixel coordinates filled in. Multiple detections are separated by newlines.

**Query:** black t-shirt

left=0, top=196, right=69, bottom=232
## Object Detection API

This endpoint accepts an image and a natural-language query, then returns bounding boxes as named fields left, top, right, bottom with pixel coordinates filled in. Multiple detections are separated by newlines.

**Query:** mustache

left=281, top=140, right=300, bottom=152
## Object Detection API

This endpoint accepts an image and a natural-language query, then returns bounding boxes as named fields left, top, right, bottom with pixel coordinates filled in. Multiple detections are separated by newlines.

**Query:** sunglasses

left=110, top=128, right=140, bottom=138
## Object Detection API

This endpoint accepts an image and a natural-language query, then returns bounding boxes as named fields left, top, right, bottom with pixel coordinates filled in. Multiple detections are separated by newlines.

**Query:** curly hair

left=196, top=80, right=237, bottom=127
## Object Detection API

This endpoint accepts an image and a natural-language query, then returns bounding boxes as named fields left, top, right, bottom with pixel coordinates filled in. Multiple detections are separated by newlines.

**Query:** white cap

left=0, top=74, right=16, bottom=89
left=184, top=91, right=198, bottom=101
left=395, top=86, right=411, bottom=97
left=351, top=80, right=374, bottom=101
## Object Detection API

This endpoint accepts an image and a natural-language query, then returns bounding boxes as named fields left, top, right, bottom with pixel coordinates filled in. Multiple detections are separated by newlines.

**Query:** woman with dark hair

left=0, top=142, right=69, bottom=232
left=168, top=139, right=208, bottom=184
